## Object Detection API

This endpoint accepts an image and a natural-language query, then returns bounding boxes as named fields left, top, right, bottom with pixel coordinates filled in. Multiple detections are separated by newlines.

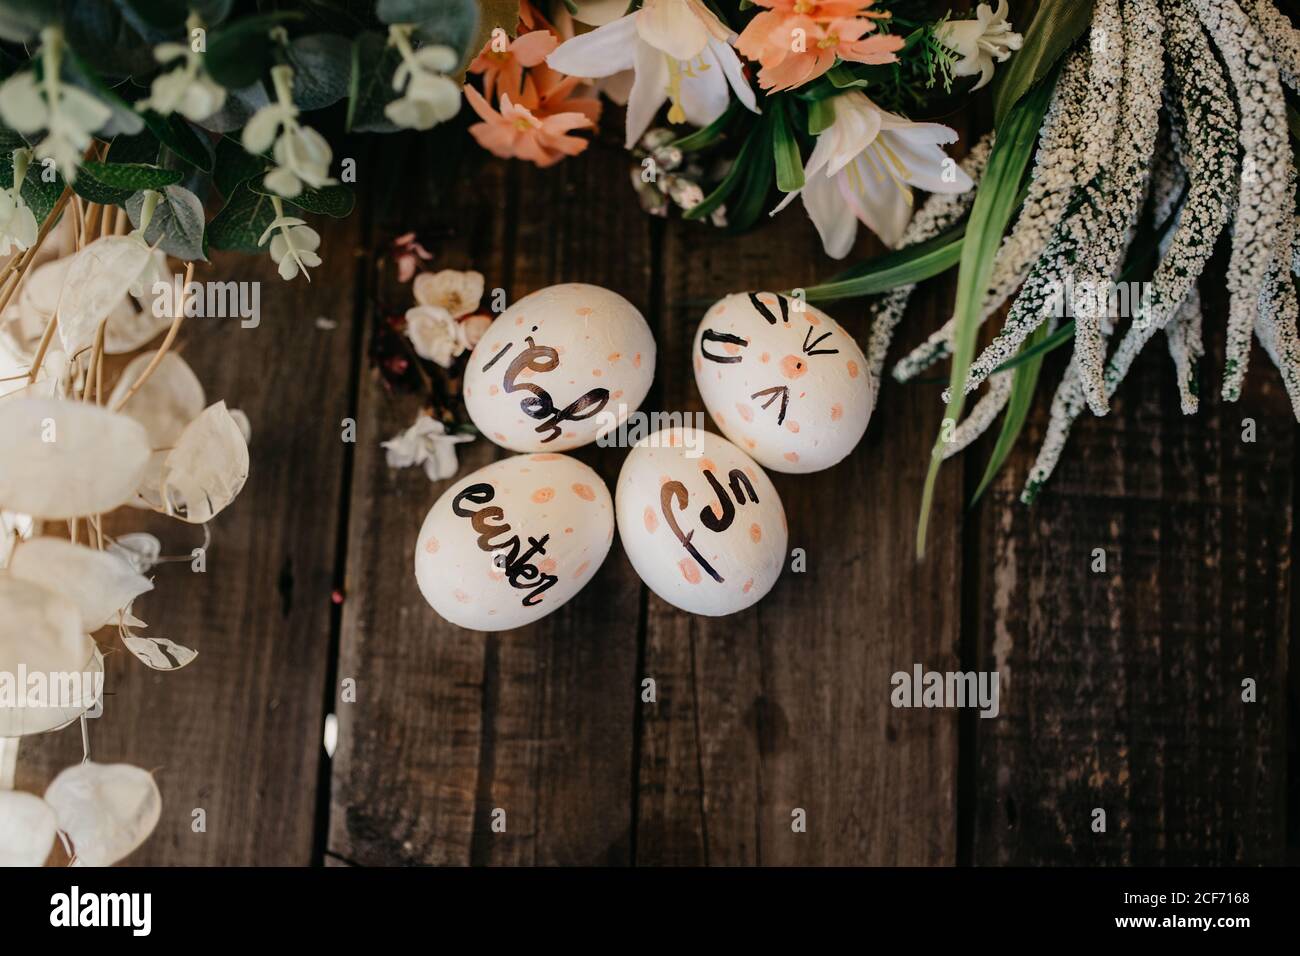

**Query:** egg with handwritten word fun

left=464, top=283, right=656, bottom=453
left=693, top=292, right=873, bottom=474
left=414, top=454, right=614, bottom=630
left=616, top=427, right=787, bottom=616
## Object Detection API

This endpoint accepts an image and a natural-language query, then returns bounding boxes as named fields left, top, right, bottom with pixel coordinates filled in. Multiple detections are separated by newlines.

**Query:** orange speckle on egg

left=694, top=356, right=702, bottom=374
left=745, top=467, right=757, bottom=481
left=744, top=437, right=756, bottom=448
left=749, top=523, right=762, bottom=543
left=847, top=360, right=860, bottom=378
left=679, top=559, right=702, bottom=584
left=565, top=527, right=574, bottom=534
left=608, top=352, right=621, bottom=362
left=488, top=385, right=500, bottom=396
left=531, top=454, right=561, bottom=461
left=572, top=482, right=595, bottom=501
left=700, top=458, right=716, bottom=471
left=830, top=403, right=844, bottom=421
left=592, top=368, right=603, bottom=377
left=575, top=561, right=590, bottom=577
left=743, top=578, right=754, bottom=594
left=576, top=306, right=593, bottom=316
left=494, top=432, right=508, bottom=442
left=539, top=558, right=557, bottom=574
left=806, top=312, right=821, bottom=326
left=781, top=354, right=807, bottom=379
left=612, top=389, right=624, bottom=400
left=709, top=501, right=724, bottom=520
left=532, top=487, right=556, bottom=503
left=784, top=451, right=799, bottom=463
left=736, top=403, right=754, bottom=422
left=425, top=537, right=439, bottom=554
left=723, top=341, right=741, bottom=356
left=633, top=353, right=642, bottom=368
left=761, top=352, right=770, bottom=363
left=454, top=589, right=472, bottom=604
left=715, top=412, right=726, bottom=426
left=515, top=317, right=524, bottom=326
left=643, top=507, right=659, bottom=533
left=786, top=420, right=800, bottom=433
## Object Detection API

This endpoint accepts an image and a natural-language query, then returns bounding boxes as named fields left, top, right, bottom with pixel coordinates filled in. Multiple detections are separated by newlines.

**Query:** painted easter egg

left=692, top=291, right=873, bottom=473
left=615, top=427, right=786, bottom=616
left=414, top=453, right=614, bottom=631
left=464, top=283, right=656, bottom=452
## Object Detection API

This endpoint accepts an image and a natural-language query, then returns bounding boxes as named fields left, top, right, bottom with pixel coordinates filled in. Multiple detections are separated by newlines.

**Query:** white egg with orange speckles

left=414, top=454, right=614, bottom=631
left=693, top=292, right=873, bottom=473
left=464, top=283, right=656, bottom=452
left=615, top=427, right=786, bottom=616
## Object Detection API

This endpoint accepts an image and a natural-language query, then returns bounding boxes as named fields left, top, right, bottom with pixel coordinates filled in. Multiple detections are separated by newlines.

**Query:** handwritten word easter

left=452, top=483, right=557, bottom=607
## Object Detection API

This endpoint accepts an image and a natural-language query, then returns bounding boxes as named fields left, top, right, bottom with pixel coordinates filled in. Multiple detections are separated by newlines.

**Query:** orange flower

left=464, top=84, right=593, bottom=168
left=468, top=29, right=558, bottom=100
left=519, top=62, right=602, bottom=126
left=737, top=11, right=903, bottom=91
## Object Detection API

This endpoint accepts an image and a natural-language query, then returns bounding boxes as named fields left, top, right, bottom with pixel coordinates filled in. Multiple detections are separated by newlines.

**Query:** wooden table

left=17, top=123, right=1295, bottom=866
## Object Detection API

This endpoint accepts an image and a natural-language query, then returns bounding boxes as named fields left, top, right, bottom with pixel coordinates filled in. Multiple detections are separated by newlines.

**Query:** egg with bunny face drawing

left=692, top=292, right=873, bottom=473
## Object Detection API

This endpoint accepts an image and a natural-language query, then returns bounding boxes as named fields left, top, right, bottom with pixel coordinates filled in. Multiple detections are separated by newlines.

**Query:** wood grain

left=327, top=140, right=650, bottom=865
left=634, top=213, right=964, bottom=865
left=969, top=278, right=1293, bottom=864
left=15, top=213, right=363, bottom=865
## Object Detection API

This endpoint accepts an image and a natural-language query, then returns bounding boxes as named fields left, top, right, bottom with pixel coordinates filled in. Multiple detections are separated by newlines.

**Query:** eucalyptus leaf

left=62, top=45, right=146, bottom=138
left=0, top=0, right=53, bottom=43
left=206, top=12, right=301, bottom=89
left=142, top=110, right=214, bottom=172
left=107, top=129, right=162, bottom=166
left=377, top=0, right=479, bottom=58
left=347, top=30, right=403, bottom=133
left=207, top=181, right=277, bottom=253
left=289, top=33, right=353, bottom=110
left=126, top=184, right=208, bottom=261
left=82, top=161, right=183, bottom=191
left=254, top=181, right=354, bottom=218
left=193, top=82, right=269, bottom=134
left=0, top=147, right=63, bottom=222
left=213, top=134, right=268, bottom=197
left=63, top=0, right=156, bottom=78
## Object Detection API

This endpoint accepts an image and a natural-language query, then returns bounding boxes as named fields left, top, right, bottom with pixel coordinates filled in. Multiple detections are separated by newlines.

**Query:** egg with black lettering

left=615, top=427, right=786, bottom=616
left=464, top=283, right=656, bottom=452
left=693, top=292, right=873, bottom=473
left=414, top=454, right=614, bottom=630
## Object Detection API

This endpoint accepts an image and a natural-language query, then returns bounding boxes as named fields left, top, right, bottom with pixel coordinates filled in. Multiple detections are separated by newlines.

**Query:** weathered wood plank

left=636, top=209, right=964, bottom=865
left=327, top=140, right=651, bottom=865
left=970, top=276, right=1293, bottom=864
left=15, top=213, right=363, bottom=865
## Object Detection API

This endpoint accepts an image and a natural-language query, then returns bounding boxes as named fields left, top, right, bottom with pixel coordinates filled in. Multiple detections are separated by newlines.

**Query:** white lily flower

left=258, top=210, right=321, bottom=281
left=0, top=29, right=110, bottom=182
left=137, top=33, right=227, bottom=122
left=0, top=149, right=38, bottom=256
left=242, top=65, right=336, bottom=199
left=773, top=92, right=973, bottom=258
left=382, top=414, right=473, bottom=482
left=384, top=27, right=462, bottom=132
left=938, top=0, right=1023, bottom=91
left=404, top=304, right=464, bottom=367
left=547, top=0, right=759, bottom=149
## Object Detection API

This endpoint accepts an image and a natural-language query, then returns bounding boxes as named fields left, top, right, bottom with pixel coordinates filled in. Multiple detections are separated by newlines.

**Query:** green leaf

left=81, top=161, right=183, bottom=191
left=826, top=64, right=868, bottom=89
left=289, top=33, right=353, bottom=111
left=670, top=100, right=739, bottom=152
left=970, top=320, right=1051, bottom=505
left=772, top=99, right=804, bottom=193
left=126, top=184, right=208, bottom=261
left=0, top=0, right=54, bottom=43
left=378, top=0, right=479, bottom=62
left=207, top=181, right=277, bottom=253
left=808, top=97, right=836, bottom=135
left=916, top=71, right=1058, bottom=557
left=804, top=223, right=966, bottom=301
left=64, top=0, right=156, bottom=79
left=992, top=0, right=1093, bottom=128
left=348, top=30, right=403, bottom=133
left=684, top=112, right=773, bottom=230
left=253, top=181, right=354, bottom=218
left=62, top=45, right=146, bottom=138
left=0, top=148, right=64, bottom=222
left=213, top=134, right=268, bottom=198
left=142, top=111, right=214, bottom=173
left=106, top=130, right=162, bottom=166
left=206, top=12, right=301, bottom=89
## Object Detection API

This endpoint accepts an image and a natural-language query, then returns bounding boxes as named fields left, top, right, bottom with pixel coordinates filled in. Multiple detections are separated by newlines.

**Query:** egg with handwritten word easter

left=616, top=427, right=786, bottom=616
left=464, top=283, right=656, bottom=452
left=414, top=454, right=614, bottom=631
left=693, top=292, right=873, bottom=473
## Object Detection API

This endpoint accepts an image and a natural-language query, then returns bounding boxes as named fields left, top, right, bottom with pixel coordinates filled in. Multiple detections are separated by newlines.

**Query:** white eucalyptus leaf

left=121, top=628, right=197, bottom=671
left=55, top=237, right=154, bottom=358
left=43, top=762, right=161, bottom=867
left=109, top=351, right=206, bottom=450
left=0, top=576, right=98, bottom=738
left=0, top=398, right=152, bottom=519
left=158, top=401, right=249, bottom=523
left=0, top=790, right=57, bottom=866
left=8, top=537, right=153, bottom=631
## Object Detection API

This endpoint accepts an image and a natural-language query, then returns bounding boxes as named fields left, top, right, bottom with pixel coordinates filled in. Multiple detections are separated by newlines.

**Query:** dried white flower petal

left=0, top=790, right=56, bottom=866
left=55, top=236, right=155, bottom=358
left=157, top=401, right=249, bottom=523
left=43, top=762, right=161, bottom=867
left=0, top=398, right=151, bottom=519
left=7, top=537, right=152, bottom=632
